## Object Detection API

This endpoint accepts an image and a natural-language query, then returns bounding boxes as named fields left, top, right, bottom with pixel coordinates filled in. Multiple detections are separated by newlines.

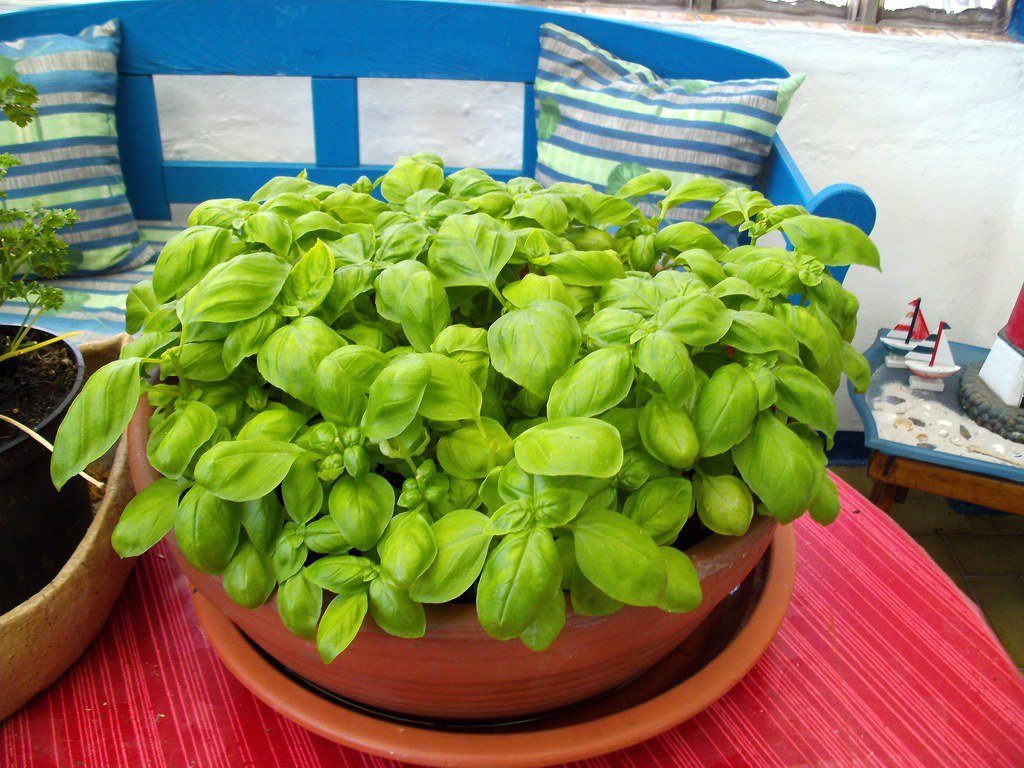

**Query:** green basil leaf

left=304, top=516, right=351, bottom=554
left=519, top=587, right=566, bottom=652
left=659, top=178, right=730, bottom=214
left=548, top=346, right=633, bottom=420
left=772, top=365, right=838, bottom=439
left=194, top=439, right=307, bottom=502
left=282, top=456, right=324, bottom=524
left=320, top=188, right=388, bottom=223
left=410, top=509, right=492, bottom=603
left=658, top=294, right=733, bottom=349
left=223, top=540, right=276, bottom=609
left=841, top=340, right=872, bottom=394
left=126, top=280, right=159, bottom=335
left=674, top=248, right=729, bottom=285
left=655, top=222, right=728, bottom=258
left=488, top=301, right=581, bottom=397
left=316, top=263, right=375, bottom=325
left=362, top=355, right=431, bottom=441
left=317, top=591, right=369, bottom=663
left=543, top=249, right=626, bottom=287
left=694, top=473, right=754, bottom=535
left=380, top=156, right=444, bottom=205
left=437, top=418, right=513, bottom=479
left=583, top=308, right=643, bottom=348
left=111, top=477, right=183, bottom=557
left=375, top=260, right=450, bottom=353
left=306, top=554, right=377, bottom=594
left=277, top=570, right=323, bottom=640
left=639, top=397, right=698, bottom=470
left=506, top=194, right=569, bottom=234
left=222, top=313, right=285, bottom=372
left=240, top=493, right=285, bottom=555
left=502, top=273, right=578, bottom=313
left=120, top=331, right=179, bottom=361
left=279, top=239, right=335, bottom=316
left=721, top=310, right=800, bottom=360
left=257, top=316, right=344, bottom=407
left=177, top=252, right=290, bottom=327
left=379, top=511, right=437, bottom=586
left=533, top=487, right=588, bottom=528
left=368, top=578, right=426, bottom=639
left=176, top=341, right=230, bottom=382
left=571, top=510, right=665, bottom=606
left=657, top=547, right=701, bottom=613
left=476, top=528, right=561, bottom=641
left=427, top=213, right=515, bottom=289
left=272, top=530, right=308, bottom=582
left=808, top=473, right=841, bottom=524
left=327, top=473, right=395, bottom=550
left=174, top=485, right=242, bottom=573
left=419, top=353, right=483, bottom=422
left=570, top=566, right=623, bottom=616
left=291, top=211, right=345, bottom=244
left=732, top=413, right=819, bottom=523
left=515, top=417, right=624, bottom=478
left=240, top=211, right=292, bottom=257
left=614, top=169, right=672, bottom=199
left=779, top=214, right=880, bottom=269
left=484, top=499, right=534, bottom=536
left=147, top=400, right=218, bottom=479
left=694, top=363, right=759, bottom=457
left=52, top=358, right=142, bottom=490
left=237, top=407, right=307, bottom=442
left=152, top=226, right=235, bottom=302
left=636, top=332, right=698, bottom=411
left=623, top=476, right=694, bottom=546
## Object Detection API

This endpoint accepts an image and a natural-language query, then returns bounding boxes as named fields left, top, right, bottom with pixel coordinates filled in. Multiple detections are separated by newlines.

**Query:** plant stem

left=0, top=414, right=104, bottom=489
left=0, top=330, right=82, bottom=364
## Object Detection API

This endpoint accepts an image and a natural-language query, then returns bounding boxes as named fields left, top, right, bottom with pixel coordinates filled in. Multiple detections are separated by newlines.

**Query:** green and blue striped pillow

left=0, top=19, right=154, bottom=276
left=534, top=23, right=804, bottom=226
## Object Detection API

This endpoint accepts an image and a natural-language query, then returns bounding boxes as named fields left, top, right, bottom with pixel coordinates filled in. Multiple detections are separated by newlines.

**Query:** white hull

left=881, top=337, right=922, bottom=352
left=905, top=361, right=960, bottom=380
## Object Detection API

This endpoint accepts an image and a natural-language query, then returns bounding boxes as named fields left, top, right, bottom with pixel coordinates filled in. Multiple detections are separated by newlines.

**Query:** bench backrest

left=0, top=0, right=875, bottom=281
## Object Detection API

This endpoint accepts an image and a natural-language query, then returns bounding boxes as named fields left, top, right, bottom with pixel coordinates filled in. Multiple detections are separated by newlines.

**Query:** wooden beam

left=868, top=451, right=1024, bottom=515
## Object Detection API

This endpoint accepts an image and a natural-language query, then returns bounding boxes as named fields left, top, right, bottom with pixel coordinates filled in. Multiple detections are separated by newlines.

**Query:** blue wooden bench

left=0, top=0, right=875, bottom=338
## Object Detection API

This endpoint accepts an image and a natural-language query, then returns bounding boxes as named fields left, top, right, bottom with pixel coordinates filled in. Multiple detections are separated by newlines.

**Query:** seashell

left=937, top=419, right=953, bottom=428
left=951, top=436, right=964, bottom=446
left=960, top=425, right=971, bottom=439
left=910, top=417, right=926, bottom=427
left=916, top=433, right=929, bottom=441
left=894, top=418, right=914, bottom=431
left=938, top=429, right=950, bottom=437
left=918, top=443, right=937, bottom=450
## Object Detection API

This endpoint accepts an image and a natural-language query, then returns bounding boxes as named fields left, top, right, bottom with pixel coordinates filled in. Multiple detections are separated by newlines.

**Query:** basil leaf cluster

left=51, top=157, right=878, bottom=661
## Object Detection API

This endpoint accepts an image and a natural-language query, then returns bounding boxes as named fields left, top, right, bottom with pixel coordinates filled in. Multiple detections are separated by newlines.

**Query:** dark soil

left=0, top=327, right=78, bottom=443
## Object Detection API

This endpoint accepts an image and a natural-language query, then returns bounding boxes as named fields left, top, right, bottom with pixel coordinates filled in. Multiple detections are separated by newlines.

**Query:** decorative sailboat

left=906, top=322, right=960, bottom=391
left=881, top=298, right=930, bottom=368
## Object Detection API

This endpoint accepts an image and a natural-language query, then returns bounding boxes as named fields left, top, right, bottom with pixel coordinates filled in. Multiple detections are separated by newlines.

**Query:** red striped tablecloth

left=4, top=475, right=1024, bottom=768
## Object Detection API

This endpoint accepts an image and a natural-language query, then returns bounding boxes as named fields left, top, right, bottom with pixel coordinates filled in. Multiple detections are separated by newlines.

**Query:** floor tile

left=830, top=465, right=874, bottom=497
left=989, top=514, right=1024, bottom=535
left=887, top=499, right=994, bottom=536
left=967, top=576, right=1024, bottom=667
left=943, top=535, right=1024, bottom=576
left=912, top=535, right=970, bottom=595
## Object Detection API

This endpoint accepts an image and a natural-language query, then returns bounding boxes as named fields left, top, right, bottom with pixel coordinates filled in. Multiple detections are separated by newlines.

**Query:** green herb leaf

left=623, top=476, right=694, bottom=546
left=547, top=346, right=634, bottom=420
left=693, top=363, right=758, bottom=457
left=327, top=473, right=395, bottom=550
left=368, top=578, right=426, bottom=638
left=488, top=301, right=581, bottom=397
left=317, top=592, right=369, bottom=663
left=732, top=413, right=819, bottom=523
left=257, top=316, right=344, bottom=407
left=694, top=473, right=754, bottom=535
left=277, top=570, right=323, bottom=640
left=476, top=528, right=561, bottom=641
left=410, top=509, right=492, bottom=603
left=222, top=541, right=276, bottom=609
left=194, top=440, right=307, bottom=502
left=111, top=477, right=182, bottom=557
left=427, top=213, right=515, bottom=289
left=571, top=510, right=665, bottom=606
left=152, top=226, right=235, bottom=302
left=515, top=417, right=624, bottom=478
left=174, top=485, right=242, bottom=573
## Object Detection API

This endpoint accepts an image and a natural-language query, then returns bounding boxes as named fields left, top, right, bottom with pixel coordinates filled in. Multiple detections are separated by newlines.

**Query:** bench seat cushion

left=534, top=23, right=803, bottom=227
left=0, top=222, right=180, bottom=343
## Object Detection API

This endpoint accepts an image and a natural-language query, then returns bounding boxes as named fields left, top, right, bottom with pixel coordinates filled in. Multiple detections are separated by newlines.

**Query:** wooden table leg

left=869, top=479, right=907, bottom=511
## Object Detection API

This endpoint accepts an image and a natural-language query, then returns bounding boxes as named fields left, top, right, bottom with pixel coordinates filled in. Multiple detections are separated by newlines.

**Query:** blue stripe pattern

left=534, top=24, right=803, bottom=227
left=0, top=20, right=147, bottom=276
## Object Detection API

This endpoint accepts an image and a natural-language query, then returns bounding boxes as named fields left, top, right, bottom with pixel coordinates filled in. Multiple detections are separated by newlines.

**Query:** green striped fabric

left=0, top=222, right=180, bottom=343
left=0, top=19, right=150, bottom=276
left=534, top=24, right=803, bottom=227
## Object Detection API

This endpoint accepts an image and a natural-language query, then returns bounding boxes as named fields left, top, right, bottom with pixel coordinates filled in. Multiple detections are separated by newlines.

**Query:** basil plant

left=51, top=154, right=878, bottom=662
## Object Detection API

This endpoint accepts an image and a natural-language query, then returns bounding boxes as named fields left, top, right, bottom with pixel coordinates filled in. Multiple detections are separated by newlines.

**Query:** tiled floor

left=832, top=465, right=1024, bottom=675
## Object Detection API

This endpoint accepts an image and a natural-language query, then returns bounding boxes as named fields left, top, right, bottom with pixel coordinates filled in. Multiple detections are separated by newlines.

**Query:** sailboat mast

left=906, top=300, right=921, bottom=344
left=930, top=324, right=945, bottom=367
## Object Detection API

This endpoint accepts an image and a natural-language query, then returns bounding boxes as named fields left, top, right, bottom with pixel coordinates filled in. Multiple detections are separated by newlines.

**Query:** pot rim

left=0, top=336, right=131, bottom=624
left=0, top=323, right=86, bottom=455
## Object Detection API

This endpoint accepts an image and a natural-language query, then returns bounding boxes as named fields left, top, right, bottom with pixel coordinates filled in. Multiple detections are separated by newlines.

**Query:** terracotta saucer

left=193, top=524, right=796, bottom=768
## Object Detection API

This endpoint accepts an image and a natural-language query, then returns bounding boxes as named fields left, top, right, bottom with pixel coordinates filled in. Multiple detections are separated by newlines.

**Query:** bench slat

left=116, top=74, right=171, bottom=221
left=312, top=78, right=360, bottom=167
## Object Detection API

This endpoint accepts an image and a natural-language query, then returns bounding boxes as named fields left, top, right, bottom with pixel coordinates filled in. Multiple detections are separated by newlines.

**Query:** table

left=849, top=331, right=1024, bottom=514
left=3, top=474, right=1024, bottom=768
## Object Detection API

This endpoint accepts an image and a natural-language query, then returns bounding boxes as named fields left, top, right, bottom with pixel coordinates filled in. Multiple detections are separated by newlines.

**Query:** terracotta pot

left=0, top=335, right=137, bottom=721
left=128, top=396, right=778, bottom=722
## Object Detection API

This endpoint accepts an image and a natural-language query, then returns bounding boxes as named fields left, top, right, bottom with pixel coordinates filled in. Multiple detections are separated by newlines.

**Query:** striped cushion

left=0, top=19, right=150, bottom=276
left=534, top=23, right=803, bottom=225
left=0, top=222, right=180, bottom=343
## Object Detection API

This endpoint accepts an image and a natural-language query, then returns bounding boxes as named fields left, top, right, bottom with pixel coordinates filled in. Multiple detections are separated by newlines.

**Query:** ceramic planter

left=0, top=335, right=137, bottom=721
left=127, top=393, right=779, bottom=722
